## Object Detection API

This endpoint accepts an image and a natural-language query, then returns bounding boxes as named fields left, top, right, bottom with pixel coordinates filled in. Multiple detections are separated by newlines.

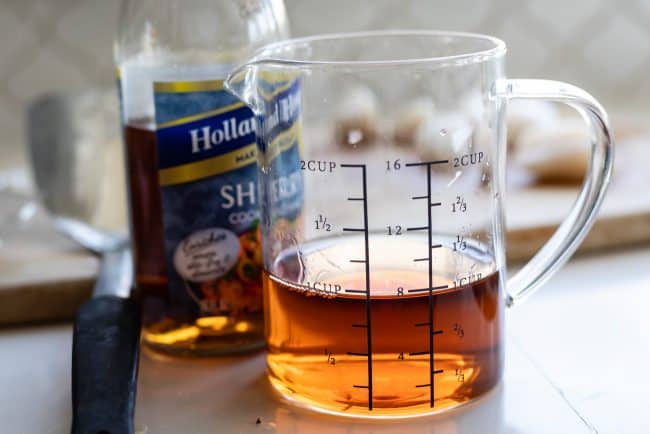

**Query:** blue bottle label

left=255, top=77, right=305, bottom=263
left=153, top=78, right=303, bottom=319
left=154, top=80, right=262, bottom=318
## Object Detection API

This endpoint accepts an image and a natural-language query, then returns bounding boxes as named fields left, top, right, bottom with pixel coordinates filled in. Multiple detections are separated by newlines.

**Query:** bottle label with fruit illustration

left=153, top=79, right=267, bottom=317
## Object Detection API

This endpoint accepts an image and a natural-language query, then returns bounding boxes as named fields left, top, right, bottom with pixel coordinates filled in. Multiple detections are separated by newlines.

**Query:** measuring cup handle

left=496, top=79, right=614, bottom=307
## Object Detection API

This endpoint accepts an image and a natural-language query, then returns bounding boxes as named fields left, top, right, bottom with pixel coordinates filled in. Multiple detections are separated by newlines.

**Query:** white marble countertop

left=2, top=247, right=649, bottom=434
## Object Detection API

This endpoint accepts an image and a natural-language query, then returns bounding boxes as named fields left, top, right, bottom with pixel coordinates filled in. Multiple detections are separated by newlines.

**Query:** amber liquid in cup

left=263, top=241, right=503, bottom=417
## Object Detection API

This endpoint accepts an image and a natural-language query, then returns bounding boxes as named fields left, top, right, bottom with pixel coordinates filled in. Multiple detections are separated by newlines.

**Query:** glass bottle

left=114, top=0, right=289, bottom=355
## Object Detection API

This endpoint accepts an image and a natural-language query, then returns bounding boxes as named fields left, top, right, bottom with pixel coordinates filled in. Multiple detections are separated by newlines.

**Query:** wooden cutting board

left=2, top=138, right=648, bottom=325
left=507, top=135, right=650, bottom=259
left=0, top=204, right=97, bottom=325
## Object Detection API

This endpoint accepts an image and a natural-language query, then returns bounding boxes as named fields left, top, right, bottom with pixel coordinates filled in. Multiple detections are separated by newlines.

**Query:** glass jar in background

left=114, top=0, right=289, bottom=356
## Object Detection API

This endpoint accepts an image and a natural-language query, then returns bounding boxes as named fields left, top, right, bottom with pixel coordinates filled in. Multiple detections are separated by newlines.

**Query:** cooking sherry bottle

left=115, top=0, right=289, bottom=355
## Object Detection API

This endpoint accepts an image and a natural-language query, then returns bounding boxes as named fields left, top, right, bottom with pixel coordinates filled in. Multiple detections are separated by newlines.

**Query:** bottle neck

left=115, top=0, right=288, bottom=127
left=115, top=0, right=288, bottom=67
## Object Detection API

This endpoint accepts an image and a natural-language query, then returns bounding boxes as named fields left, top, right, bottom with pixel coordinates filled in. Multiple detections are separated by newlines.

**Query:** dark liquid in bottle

left=124, top=121, right=167, bottom=295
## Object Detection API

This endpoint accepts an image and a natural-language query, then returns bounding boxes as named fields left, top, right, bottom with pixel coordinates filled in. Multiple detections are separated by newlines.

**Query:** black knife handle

left=71, top=296, right=141, bottom=434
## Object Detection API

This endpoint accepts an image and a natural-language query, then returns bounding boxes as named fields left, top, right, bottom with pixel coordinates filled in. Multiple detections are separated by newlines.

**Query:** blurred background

left=0, top=0, right=648, bottom=169
left=1, top=0, right=648, bottom=323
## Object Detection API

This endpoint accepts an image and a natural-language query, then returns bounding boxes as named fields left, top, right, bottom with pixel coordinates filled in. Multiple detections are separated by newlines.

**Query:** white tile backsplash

left=526, top=0, right=609, bottom=39
left=0, top=0, right=647, bottom=166
left=584, top=14, right=650, bottom=84
left=0, top=8, right=38, bottom=69
left=8, top=48, right=91, bottom=105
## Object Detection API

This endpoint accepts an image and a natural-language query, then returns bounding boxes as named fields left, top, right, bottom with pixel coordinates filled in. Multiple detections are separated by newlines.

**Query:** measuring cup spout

left=225, top=63, right=261, bottom=115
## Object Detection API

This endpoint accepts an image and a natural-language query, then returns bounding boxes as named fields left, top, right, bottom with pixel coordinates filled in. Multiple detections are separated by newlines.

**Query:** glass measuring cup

left=225, top=31, right=613, bottom=418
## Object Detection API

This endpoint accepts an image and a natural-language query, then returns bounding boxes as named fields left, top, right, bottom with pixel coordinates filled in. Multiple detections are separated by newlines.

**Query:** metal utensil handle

left=498, top=79, right=614, bottom=307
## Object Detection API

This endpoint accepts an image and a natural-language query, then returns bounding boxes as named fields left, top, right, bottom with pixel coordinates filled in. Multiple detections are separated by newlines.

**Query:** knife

left=71, top=246, right=141, bottom=434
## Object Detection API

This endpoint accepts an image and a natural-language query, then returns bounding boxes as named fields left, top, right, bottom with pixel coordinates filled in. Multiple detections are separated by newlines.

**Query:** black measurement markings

left=407, top=226, right=428, bottom=232
left=405, top=159, right=449, bottom=408
left=407, top=285, right=448, bottom=294
left=405, top=160, right=449, bottom=167
left=414, top=322, right=444, bottom=334
left=341, top=163, right=373, bottom=410
left=415, top=372, right=444, bottom=388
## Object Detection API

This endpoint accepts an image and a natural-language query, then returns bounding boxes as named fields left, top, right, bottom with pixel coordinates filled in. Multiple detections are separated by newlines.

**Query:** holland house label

left=154, top=79, right=263, bottom=317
